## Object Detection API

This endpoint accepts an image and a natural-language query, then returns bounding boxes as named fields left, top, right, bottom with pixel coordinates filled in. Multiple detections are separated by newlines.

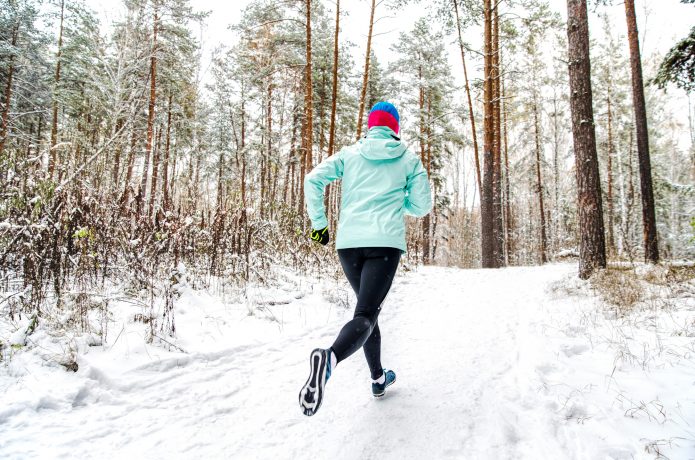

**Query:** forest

left=0, top=0, right=693, bottom=336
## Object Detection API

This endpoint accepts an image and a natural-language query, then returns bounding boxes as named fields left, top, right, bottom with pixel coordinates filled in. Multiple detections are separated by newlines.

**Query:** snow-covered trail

left=2, top=264, right=694, bottom=459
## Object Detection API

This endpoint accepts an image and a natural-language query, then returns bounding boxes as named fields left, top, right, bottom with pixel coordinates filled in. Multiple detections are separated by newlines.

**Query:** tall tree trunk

left=422, top=92, right=432, bottom=264
left=300, top=0, right=313, bottom=215
left=261, top=81, right=273, bottom=218
left=327, top=0, right=340, bottom=157
left=121, top=126, right=137, bottom=213
left=162, top=92, right=173, bottom=210
left=418, top=67, right=425, bottom=162
left=453, top=0, right=481, bottom=197
left=624, top=0, right=659, bottom=263
left=111, top=118, right=125, bottom=188
left=317, top=68, right=327, bottom=161
left=502, top=57, right=513, bottom=264
left=139, top=131, right=151, bottom=214
left=284, top=108, right=298, bottom=204
left=492, top=6, right=504, bottom=266
left=149, top=124, right=162, bottom=218
left=566, top=0, right=606, bottom=279
left=552, top=90, right=561, bottom=254
left=0, top=24, right=18, bottom=163
left=533, top=100, right=548, bottom=264
left=240, top=97, right=247, bottom=209
left=192, top=148, right=201, bottom=215
left=481, top=0, right=497, bottom=268
left=418, top=67, right=427, bottom=262
left=627, top=130, right=636, bottom=254
left=606, top=93, right=615, bottom=255
left=324, top=2, right=341, bottom=224
left=48, top=0, right=65, bottom=179
left=143, top=2, right=158, bottom=216
left=355, top=0, right=376, bottom=140
left=169, top=142, right=177, bottom=210
left=216, top=141, right=225, bottom=211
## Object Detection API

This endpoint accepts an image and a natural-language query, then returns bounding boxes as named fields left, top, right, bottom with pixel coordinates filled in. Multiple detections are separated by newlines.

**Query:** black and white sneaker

left=299, top=348, right=331, bottom=416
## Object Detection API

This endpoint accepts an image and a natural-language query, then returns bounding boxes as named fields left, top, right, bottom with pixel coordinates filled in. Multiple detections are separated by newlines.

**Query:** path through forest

left=1, top=264, right=693, bottom=459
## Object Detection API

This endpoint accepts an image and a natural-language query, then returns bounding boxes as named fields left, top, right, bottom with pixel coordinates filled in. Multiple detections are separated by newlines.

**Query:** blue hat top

left=369, top=101, right=400, bottom=123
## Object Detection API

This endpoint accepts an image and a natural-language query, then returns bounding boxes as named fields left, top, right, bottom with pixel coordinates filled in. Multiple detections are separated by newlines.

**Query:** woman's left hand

left=310, top=227, right=330, bottom=246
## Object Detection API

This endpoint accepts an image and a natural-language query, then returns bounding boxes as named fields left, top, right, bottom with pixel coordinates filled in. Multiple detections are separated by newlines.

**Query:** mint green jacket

left=304, top=126, right=433, bottom=252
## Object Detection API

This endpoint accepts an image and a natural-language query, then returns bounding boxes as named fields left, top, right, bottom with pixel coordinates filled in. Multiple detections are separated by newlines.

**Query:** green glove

left=310, top=227, right=330, bottom=246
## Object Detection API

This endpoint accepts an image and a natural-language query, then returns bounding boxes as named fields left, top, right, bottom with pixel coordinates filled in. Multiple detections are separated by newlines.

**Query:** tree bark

left=453, top=0, right=481, bottom=198
left=216, top=142, right=225, bottom=211
left=481, top=0, right=497, bottom=268
left=0, top=24, right=18, bottom=162
left=48, top=0, right=65, bottom=179
left=533, top=100, right=548, bottom=264
left=492, top=6, right=504, bottom=266
left=162, top=92, right=173, bottom=210
left=566, top=0, right=606, bottom=279
left=149, top=123, right=161, bottom=218
left=624, top=0, right=659, bottom=263
left=149, top=125, right=162, bottom=217
left=121, top=126, right=138, bottom=213
left=112, top=118, right=125, bottom=187
left=503, top=102, right=512, bottom=264
left=262, top=80, right=273, bottom=217
left=606, top=93, right=615, bottom=255
left=327, top=0, right=340, bottom=157
left=355, top=0, right=376, bottom=140
left=502, top=55, right=512, bottom=264
left=240, top=97, right=247, bottom=209
left=139, top=130, right=151, bottom=214
left=418, top=65, right=428, bottom=262
left=552, top=89, right=561, bottom=253
left=422, top=91, right=432, bottom=264
left=300, top=0, right=313, bottom=215
left=143, top=1, right=158, bottom=215
left=419, top=67, right=425, bottom=162
left=284, top=107, right=298, bottom=205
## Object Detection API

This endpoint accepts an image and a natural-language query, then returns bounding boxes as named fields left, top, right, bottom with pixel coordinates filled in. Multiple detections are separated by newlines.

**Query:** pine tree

left=653, top=1, right=695, bottom=92
left=326, top=0, right=340, bottom=158
left=355, top=0, right=377, bottom=140
left=453, top=0, right=481, bottom=198
left=566, top=0, right=606, bottom=278
left=623, top=0, right=659, bottom=263
left=391, top=18, right=454, bottom=263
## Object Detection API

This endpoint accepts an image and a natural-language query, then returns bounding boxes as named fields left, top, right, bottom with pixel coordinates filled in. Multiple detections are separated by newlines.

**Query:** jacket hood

left=358, top=126, right=407, bottom=161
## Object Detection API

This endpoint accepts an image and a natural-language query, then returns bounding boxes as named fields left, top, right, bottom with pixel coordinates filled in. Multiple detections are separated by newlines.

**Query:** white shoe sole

left=299, top=349, right=328, bottom=416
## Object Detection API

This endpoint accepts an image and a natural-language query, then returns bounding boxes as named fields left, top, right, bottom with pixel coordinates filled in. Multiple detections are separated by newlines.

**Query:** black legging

left=331, top=247, right=401, bottom=380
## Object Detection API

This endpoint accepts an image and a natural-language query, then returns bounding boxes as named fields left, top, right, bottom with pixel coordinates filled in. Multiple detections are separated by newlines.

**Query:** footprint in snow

left=561, top=343, right=589, bottom=358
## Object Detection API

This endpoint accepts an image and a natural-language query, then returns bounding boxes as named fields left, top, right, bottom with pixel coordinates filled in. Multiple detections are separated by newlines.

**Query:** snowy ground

left=1, top=263, right=694, bottom=459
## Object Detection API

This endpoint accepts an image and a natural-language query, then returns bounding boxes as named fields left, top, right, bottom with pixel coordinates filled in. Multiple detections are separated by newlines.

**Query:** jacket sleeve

left=404, top=156, right=433, bottom=217
left=304, top=151, right=344, bottom=230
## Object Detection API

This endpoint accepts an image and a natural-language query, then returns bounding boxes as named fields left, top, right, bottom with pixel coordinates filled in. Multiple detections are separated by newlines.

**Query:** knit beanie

left=367, top=101, right=400, bottom=134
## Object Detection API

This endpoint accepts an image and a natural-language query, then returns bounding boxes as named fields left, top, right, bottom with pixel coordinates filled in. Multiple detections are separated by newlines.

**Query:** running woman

left=298, top=101, right=432, bottom=416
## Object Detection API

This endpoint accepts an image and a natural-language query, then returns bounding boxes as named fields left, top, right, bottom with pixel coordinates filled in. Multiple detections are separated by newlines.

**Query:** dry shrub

left=637, top=264, right=670, bottom=285
left=633, top=263, right=695, bottom=286
left=590, top=268, right=645, bottom=316
left=664, top=265, right=695, bottom=285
